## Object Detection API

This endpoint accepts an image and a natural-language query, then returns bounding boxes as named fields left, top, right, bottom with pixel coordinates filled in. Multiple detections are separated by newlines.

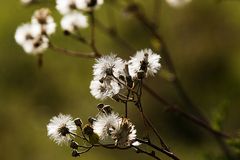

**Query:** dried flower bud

left=119, top=75, right=125, bottom=82
left=72, top=149, right=80, bottom=157
left=102, top=105, right=112, bottom=114
left=88, top=117, right=96, bottom=124
left=83, top=124, right=93, bottom=135
left=74, top=118, right=83, bottom=127
left=86, top=0, right=97, bottom=7
left=70, top=140, right=79, bottom=149
left=97, top=103, right=104, bottom=110
left=63, top=30, right=70, bottom=36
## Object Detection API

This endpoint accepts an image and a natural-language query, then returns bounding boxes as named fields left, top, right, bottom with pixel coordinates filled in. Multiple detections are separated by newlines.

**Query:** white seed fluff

left=90, top=79, right=120, bottom=100
left=47, top=114, right=77, bottom=145
left=92, top=112, right=122, bottom=140
left=113, top=118, right=137, bottom=147
left=15, top=23, right=49, bottom=54
left=93, top=55, right=126, bottom=80
left=56, top=0, right=79, bottom=15
left=61, top=12, right=88, bottom=33
left=128, top=48, right=161, bottom=79
left=31, top=8, right=56, bottom=36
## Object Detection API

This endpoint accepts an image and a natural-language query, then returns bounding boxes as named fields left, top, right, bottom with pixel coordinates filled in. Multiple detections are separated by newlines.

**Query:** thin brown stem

left=136, top=79, right=170, bottom=151
left=136, top=138, right=180, bottom=160
left=125, top=90, right=130, bottom=118
left=132, top=146, right=162, bottom=160
left=49, top=43, right=95, bottom=59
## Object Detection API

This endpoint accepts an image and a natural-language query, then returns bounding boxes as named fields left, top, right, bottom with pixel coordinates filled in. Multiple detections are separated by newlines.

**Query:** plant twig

left=49, top=43, right=95, bottom=59
left=136, top=138, right=180, bottom=160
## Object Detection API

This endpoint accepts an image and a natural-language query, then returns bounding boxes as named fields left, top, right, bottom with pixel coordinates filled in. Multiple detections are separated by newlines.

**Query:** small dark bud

left=72, top=149, right=80, bottom=157
left=137, top=70, right=145, bottom=79
left=88, top=117, right=96, bottom=124
left=74, top=118, right=83, bottom=127
left=97, top=103, right=104, bottom=110
left=102, top=105, right=112, bottom=114
left=70, top=140, right=79, bottom=149
left=83, top=124, right=93, bottom=136
left=87, top=0, right=97, bottom=7
left=119, top=75, right=125, bottom=82
left=63, top=30, right=70, bottom=36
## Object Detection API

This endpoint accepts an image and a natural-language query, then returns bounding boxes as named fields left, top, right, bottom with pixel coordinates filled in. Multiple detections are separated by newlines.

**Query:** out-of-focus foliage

left=1, top=0, right=240, bottom=160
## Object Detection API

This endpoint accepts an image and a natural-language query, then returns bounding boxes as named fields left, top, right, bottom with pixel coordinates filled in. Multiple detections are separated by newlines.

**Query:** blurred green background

left=1, top=0, right=240, bottom=159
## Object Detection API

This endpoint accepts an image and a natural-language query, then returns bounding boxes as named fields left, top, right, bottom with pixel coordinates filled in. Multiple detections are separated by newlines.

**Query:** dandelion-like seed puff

left=90, top=79, right=121, bottom=100
left=93, top=54, right=126, bottom=80
left=92, top=112, right=122, bottom=140
left=112, top=118, right=138, bottom=147
left=15, top=23, right=49, bottom=54
left=47, top=114, right=77, bottom=145
left=128, top=48, right=161, bottom=79
left=61, top=11, right=88, bottom=33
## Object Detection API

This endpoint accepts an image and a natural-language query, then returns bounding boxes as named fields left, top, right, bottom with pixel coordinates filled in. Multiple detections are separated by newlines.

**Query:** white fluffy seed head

left=56, top=0, right=79, bottom=15
left=93, top=113, right=138, bottom=147
left=90, top=79, right=120, bottom=100
left=47, top=114, right=77, bottom=145
left=112, top=118, right=137, bottom=147
left=15, top=23, right=49, bottom=55
left=93, top=55, right=126, bottom=80
left=31, top=8, right=56, bottom=36
left=61, top=12, right=88, bottom=33
left=92, top=112, right=122, bottom=140
left=166, top=0, right=192, bottom=8
left=128, top=48, right=161, bottom=79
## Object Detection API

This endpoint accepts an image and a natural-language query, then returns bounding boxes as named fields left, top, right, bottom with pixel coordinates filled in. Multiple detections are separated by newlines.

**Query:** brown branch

left=132, top=146, right=162, bottom=160
left=49, top=43, right=95, bottom=59
left=136, top=138, right=180, bottom=160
